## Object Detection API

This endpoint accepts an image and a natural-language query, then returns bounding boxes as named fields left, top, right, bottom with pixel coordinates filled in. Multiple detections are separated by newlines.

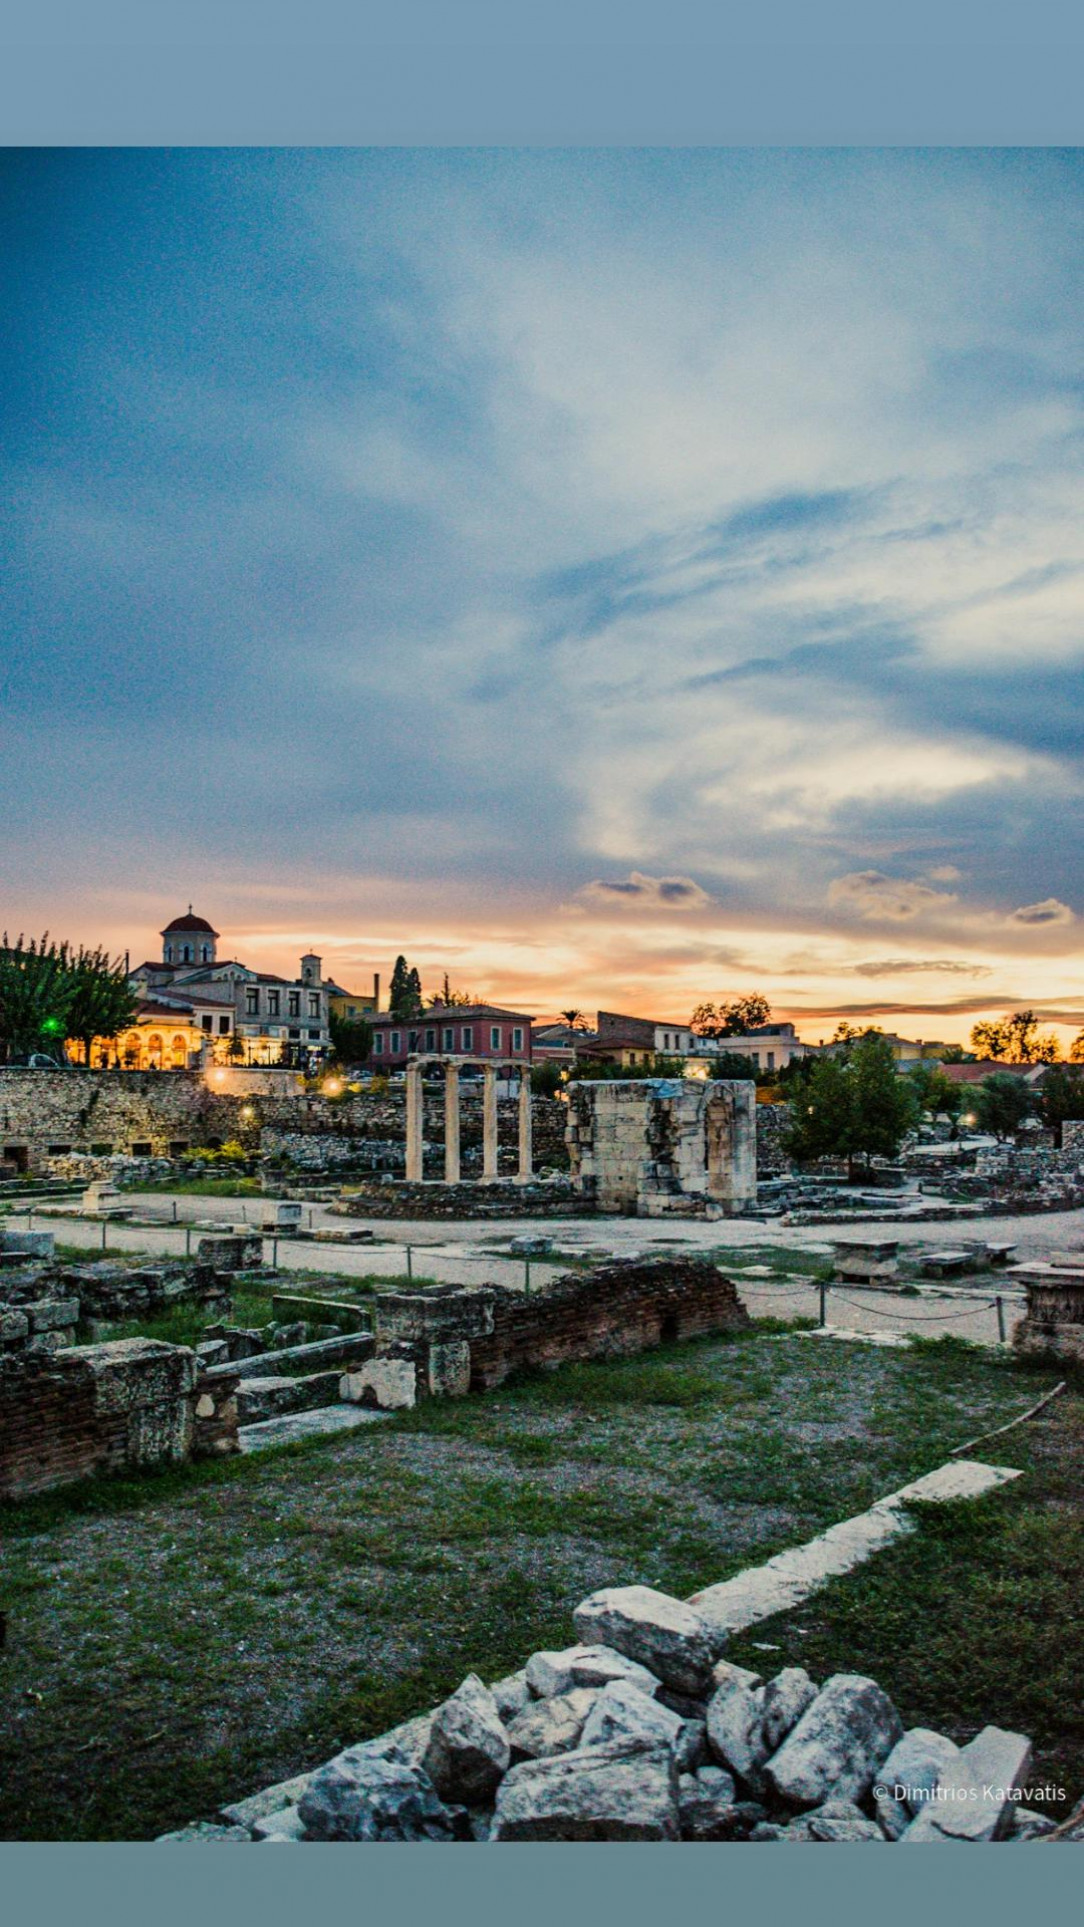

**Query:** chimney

left=373, top=971, right=381, bottom=1010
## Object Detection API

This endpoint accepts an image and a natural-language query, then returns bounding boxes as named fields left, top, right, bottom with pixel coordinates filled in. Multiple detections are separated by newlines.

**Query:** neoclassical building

left=121, top=910, right=331, bottom=1067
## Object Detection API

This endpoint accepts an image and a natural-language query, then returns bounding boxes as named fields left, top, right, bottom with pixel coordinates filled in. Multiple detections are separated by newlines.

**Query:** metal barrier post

left=819, top=1277, right=827, bottom=1327
left=525, top=1257, right=531, bottom=1296
left=172, top=1201, right=178, bottom=1222
left=185, top=1227, right=192, bottom=1257
left=406, top=1244, right=413, bottom=1280
left=996, top=1295, right=1006, bottom=1343
left=101, top=1219, right=107, bottom=1251
left=271, top=1238, right=278, bottom=1269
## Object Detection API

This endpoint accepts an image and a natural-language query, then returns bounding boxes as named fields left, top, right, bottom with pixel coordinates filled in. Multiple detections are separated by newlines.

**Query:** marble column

left=444, top=1061, right=461, bottom=1183
left=405, top=1061, right=424, bottom=1181
left=482, top=1063, right=498, bottom=1180
left=518, top=1063, right=533, bottom=1181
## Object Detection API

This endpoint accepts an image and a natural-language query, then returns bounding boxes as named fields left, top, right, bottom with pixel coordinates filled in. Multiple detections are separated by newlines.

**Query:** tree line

left=0, top=934, right=135, bottom=1065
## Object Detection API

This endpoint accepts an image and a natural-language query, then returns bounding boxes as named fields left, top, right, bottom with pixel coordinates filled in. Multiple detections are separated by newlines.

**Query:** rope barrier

left=829, top=1291, right=1000, bottom=1325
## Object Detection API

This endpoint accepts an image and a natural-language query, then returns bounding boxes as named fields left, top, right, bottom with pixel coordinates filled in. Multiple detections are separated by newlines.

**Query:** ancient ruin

left=566, top=1078, right=757, bottom=1217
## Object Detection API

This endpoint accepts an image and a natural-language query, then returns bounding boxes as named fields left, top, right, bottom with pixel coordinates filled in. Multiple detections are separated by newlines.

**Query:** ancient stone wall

left=335, top=1176, right=589, bottom=1220
left=0, top=1070, right=570, bottom=1176
left=566, top=1080, right=757, bottom=1217
left=0, top=1336, right=238, bottom=1501
left=365, top=1258, right=750, bottom=1402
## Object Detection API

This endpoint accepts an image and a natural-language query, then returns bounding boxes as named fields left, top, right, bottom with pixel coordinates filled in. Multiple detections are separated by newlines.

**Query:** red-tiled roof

left=161, top=910, right=219, bottom=936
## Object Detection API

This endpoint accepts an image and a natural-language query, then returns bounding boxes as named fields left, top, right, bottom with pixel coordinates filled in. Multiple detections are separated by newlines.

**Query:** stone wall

left=0, top=1336, right=238, bottom=1501
left=755, top=1103, right=791, bottom=1179
left=359, top=1258, right=751, bottom=1403
left=566, top=1080, right=757, bottom=1217
left=335, top=1176, right=590, bottom=1220
left=0, top=1070, right=570, bottom=1177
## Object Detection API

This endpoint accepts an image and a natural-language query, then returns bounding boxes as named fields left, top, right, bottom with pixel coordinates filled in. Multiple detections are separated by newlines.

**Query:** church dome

left=161, top=908, right=219, bottom=938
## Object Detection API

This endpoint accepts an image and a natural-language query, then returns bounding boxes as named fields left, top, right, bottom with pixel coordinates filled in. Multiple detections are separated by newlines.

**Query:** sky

left=3, top=148, right=1084, bottom=1041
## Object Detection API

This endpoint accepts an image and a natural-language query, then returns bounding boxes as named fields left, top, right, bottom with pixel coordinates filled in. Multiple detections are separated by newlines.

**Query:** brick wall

left=373, top=1257, right=751, bottom=1397
left=0, top=1337, right=239, bottom=1501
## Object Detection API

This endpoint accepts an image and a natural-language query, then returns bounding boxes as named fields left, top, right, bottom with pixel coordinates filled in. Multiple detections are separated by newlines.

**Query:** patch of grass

left=125, top=1178, right=262, bottom=1197
left=0, top=1328, right=1076, bottom=1841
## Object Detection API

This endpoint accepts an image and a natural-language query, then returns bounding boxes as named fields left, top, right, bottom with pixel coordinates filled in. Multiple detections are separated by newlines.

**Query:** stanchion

left=406, top=1244, right=413, bottom=1280
left=996, top=1295, right=1006, bottom=1343
left=172, top=1201, right=178, bottom=1222
left=819, top=1277, right=827, bottom=1327
left=100, top=1219, right=107, bottom=1251
left=185, top=1227, right=192, bottom=1257
left=271, top=1238, right=279, bottom=1269
left=525, top=1257, right=531, bottom=1296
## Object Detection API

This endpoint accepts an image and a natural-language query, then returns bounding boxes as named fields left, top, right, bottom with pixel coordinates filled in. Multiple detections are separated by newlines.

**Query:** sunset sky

left=4, top=148, right=1084, bottom=1042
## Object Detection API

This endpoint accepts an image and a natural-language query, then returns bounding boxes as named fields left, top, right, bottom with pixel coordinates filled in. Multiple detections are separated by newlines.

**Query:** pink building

left=367, top=1003, right=532, bottom=1071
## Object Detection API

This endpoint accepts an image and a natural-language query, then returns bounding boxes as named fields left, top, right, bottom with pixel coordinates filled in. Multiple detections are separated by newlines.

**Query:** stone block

left=428, top=1338, right=472, bottom=1398
left=422, top=1673, right=510, bottom=1803
left=764, top=1674, right=903, bottom=1809
left=491, top=1739, right=680, bottom=1841
left=901, top=1726, right=1033, bottom=1842
left=525, top=1644, right=661, bottom=1701
left=573, top=1584, right=720, bottom=1695
left=340, top=1357, right=417, bottom=1410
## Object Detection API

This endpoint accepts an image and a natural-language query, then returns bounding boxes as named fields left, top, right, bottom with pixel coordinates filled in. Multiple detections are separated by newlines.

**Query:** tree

left=530, top=1059, right=565, bottom=1097
left=904, top=1063, right=963, bottom=1122
left=389, top=956, right=424, bottom=1020
left=64, top=944, right=136, bottom=1065
left=560, top=1008, right=588, bottom=1031
left=829, top=1020, right=864, bottom=1051
left=784, top=1055, right=858, bottom=1166
left=785, top=1032, right=917, bottom=1175
left=1039, top=1065, right=1084, bottom=1140
left=700, top=1050, right=759, bottom=1081
left=939, top=1043, right=969, bottom=1064
left=970, top=1010, right=1061, bottom=1064
left=849, top=1031, right=920, bottom=1165
left=691, top=993, right=772, bottom=1039
left=0, top=933, right=74, bottom=1061
left=328, top=1010, right=373, bottom=1067
left=974, top=1071, right=1036, bottom=1139
left=430, top=973, right=475, bottom=1009
left=1070, top=1031, right=1084, bottom=1063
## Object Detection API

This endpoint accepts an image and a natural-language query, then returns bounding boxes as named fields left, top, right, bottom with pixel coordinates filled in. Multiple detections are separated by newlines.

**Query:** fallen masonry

left=162, top=1463, right=1055, bottom=1847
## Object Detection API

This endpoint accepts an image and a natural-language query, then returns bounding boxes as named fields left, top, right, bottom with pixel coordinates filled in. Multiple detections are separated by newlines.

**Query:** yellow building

left=91, top=1000, right=210, bottom=1071
left=326, top=972, right=381, bottom=1022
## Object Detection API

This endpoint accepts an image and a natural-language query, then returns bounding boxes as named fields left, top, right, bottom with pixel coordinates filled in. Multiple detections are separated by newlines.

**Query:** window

left=767, top=1051, right=775, bottom=1072
left=443, top=1027, right=454, bottom=1051
left=309, top=993, right=320, bottom=1018
left=408, top=1030, right=418, bottom=1052
left=169, top=1140, right=188, bottom=1156
left=512, top=1027, right=523, bottom=1052
left=390, top=1031, right=401, bottom=1054
left=490, top=1026, right=501, bottom=1051
left=200, top=944, right=210, bottom=962
left=462, top=1025, right=473, bottom=1050
left=267, top=990, right=280, bottom=1016
left=164, top=944, right=173, bottom=963
left=201, top=1014, right=213, bottom=1032
left=131, top=1141, right=153, bottom=1156
left=374, top=1032, right=384, bottom=1055
left=90, top=1142, right=112, bottom=1156
left=288, top=991, right=300, bottom=1018
left=46, top=1144, right=72, bottom=1156
left=181, top=943, right=192, bottom=963
left=218, top=1015, right=230, bottom=1035
left=425, top=1027, right=436, bottom=1051
left=245, top=989, right=259, bottom=1016
left=308, top=1028, right=319, bottom=1039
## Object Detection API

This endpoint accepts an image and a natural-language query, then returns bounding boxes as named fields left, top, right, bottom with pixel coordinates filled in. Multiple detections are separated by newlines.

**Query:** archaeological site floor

left=0, top=1324, right=1078, bottom=1840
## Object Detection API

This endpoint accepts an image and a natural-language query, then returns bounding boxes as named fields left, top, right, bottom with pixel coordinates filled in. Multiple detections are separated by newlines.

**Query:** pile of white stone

left=161, top=1584, right=1052, bottom=1845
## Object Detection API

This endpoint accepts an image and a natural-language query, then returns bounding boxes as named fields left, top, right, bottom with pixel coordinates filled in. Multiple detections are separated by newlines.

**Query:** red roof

left=161, top=909, right=219, bottom=936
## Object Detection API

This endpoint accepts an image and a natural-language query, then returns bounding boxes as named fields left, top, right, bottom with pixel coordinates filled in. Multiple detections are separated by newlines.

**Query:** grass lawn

left=0, top=1327, right=1078, bottom=1840
left=124, top=1177, right=262, bottom=1198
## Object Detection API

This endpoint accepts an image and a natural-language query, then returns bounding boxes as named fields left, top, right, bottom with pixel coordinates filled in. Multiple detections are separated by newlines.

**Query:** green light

left=41, top=1018, right=64, bottom=1035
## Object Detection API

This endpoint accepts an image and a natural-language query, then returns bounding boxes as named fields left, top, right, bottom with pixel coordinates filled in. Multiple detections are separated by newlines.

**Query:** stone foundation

left=1012, top=1270, right=1084, bottom=1366
left=360, top=1258, right=751, bottom=1406
left=0, top=1337, right=240, bottom=1500
left=335, top=1176, right=588, bottom=1220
